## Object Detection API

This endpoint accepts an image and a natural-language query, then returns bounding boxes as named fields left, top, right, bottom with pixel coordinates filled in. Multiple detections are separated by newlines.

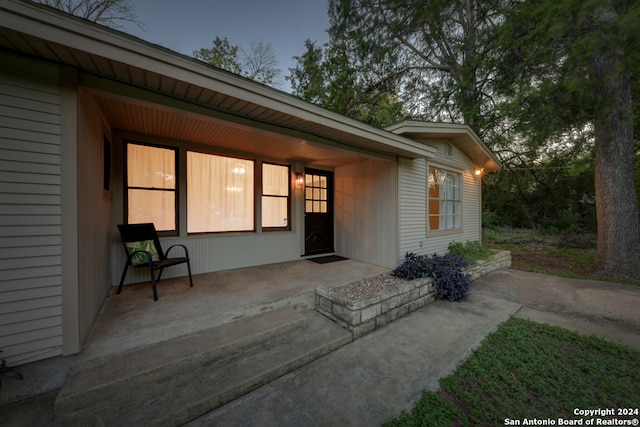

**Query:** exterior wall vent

left=445, top=143, right=453, bottom=157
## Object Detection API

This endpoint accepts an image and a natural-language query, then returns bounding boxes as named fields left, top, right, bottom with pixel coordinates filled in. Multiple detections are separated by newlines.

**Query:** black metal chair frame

left=117, top=223, right=193, bottom=301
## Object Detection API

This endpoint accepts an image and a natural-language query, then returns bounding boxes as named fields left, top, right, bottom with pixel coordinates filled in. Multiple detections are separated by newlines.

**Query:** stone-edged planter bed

left=315, top=249, right=511, bottom=338
left=316, top=274, right=435, bottom=339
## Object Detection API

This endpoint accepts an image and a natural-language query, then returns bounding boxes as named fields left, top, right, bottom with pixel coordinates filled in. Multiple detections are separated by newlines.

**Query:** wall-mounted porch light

left=295, top=173, right=305, bottom=187
left=474, top=167, right=484, bottom=176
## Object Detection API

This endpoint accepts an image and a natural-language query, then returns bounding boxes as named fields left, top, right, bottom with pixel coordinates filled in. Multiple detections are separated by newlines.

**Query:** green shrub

left=448, top=240, right=491, bottom=264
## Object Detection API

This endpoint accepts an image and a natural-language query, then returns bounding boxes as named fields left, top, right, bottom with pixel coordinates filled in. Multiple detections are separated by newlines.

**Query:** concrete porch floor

left=1, top=258, right=389, bottom=405
left=84, top=258, right=390, bottom=360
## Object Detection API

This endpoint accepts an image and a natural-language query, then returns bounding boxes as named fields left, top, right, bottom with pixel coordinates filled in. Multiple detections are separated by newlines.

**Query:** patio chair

left=117, top=223, right=193, bottom=301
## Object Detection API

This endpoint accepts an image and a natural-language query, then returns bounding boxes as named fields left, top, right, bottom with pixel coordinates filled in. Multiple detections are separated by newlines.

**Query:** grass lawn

left=385, top=318, right=640, bottom=427
left=385, top=228, right=640, bottom=426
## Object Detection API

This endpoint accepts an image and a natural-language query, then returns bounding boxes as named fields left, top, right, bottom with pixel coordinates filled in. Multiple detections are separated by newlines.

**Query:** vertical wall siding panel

left=398, top=157, right=428, bottom=258
left=0, top=55, right=63, bottom=365
left=76, top=92, right=112, bottom=348
left=334, top=159, right=398, bottom=268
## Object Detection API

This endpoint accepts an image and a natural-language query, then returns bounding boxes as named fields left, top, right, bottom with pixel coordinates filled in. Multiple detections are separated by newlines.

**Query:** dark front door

left=304, top=168, right=334, bottom=256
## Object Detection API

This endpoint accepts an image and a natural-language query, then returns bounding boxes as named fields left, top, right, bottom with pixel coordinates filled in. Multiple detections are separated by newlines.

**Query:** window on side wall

left=187, top=151, right=255, bottom=233
left=262, top=163, right=290, bottom=229
left=126, top=142, right=177, bottom=232
left=428, top=167, right=461, bottom=231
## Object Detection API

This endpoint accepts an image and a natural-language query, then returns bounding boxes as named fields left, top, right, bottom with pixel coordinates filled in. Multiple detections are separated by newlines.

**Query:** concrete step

left=54, top=308, right=352, bottom=426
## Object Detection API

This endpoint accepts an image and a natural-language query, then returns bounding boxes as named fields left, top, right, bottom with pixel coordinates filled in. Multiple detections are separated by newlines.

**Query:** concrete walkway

left=474, top=269, right=640, bottom=351
left=189, top=269, right=640, bottom=426
left=187, top=293, right=519, bottom=426
left=2, top=269, right=639, bottom=426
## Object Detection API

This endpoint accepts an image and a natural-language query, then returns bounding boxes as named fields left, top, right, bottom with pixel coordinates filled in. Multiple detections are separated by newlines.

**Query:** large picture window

left=428, top=167, right=461, bottom=231
left=262, top=163, right=290, bottom=229
left=187, top=152, right=254, bottom=233
left=126, top=142, right=177, bottom=231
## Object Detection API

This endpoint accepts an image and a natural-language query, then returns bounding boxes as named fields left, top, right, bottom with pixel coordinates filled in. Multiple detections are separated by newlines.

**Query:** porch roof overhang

left=385, top=121, right=502, bottom=172
left=0, top=0, right=437, bottom=168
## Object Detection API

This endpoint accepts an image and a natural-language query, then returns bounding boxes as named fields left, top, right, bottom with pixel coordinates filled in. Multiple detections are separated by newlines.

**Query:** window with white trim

left=428, top=167, right=461, bottom=231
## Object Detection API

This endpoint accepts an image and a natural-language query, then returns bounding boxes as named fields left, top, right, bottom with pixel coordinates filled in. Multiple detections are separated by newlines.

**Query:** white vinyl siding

left=398, top=157, right=428, bottom=258
left=0, top=55, right=63, bottom=365
left=399, top=141, right=482, bottom=259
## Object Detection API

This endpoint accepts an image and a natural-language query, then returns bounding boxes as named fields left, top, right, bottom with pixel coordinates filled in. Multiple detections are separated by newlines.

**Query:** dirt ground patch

left=484, top=228, right=597, bottom=277
left=509, top=246, right=596, bottom=276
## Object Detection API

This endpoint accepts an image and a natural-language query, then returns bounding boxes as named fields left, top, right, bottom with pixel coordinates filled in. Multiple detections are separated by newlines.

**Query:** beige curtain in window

left=127, top=144, right=176, bottom=231
left=262, top=164, right=289, bottom=227
left=187, top=152, right=254, bottom=232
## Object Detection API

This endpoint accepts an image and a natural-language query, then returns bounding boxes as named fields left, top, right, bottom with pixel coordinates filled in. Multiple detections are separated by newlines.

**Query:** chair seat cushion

left=125, top=240, right=160, bottom=266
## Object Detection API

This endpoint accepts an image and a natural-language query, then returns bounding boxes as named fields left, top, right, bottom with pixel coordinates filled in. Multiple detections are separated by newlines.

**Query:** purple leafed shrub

left=391, top=252, right=431, bottom=280
left=392, top=252, right=472, bottom=301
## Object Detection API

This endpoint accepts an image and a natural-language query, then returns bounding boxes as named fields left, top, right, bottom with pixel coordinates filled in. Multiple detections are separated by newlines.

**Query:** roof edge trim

left=386, top=121, right=502, bottom=171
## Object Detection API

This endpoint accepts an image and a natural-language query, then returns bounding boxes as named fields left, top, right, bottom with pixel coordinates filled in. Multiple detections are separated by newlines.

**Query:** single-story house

left=0, top=0, right=500, bottom=366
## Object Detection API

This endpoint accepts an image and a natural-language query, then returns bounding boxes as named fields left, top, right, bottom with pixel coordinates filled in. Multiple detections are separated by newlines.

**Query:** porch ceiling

left=92, top=93, right=372, bottom=168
